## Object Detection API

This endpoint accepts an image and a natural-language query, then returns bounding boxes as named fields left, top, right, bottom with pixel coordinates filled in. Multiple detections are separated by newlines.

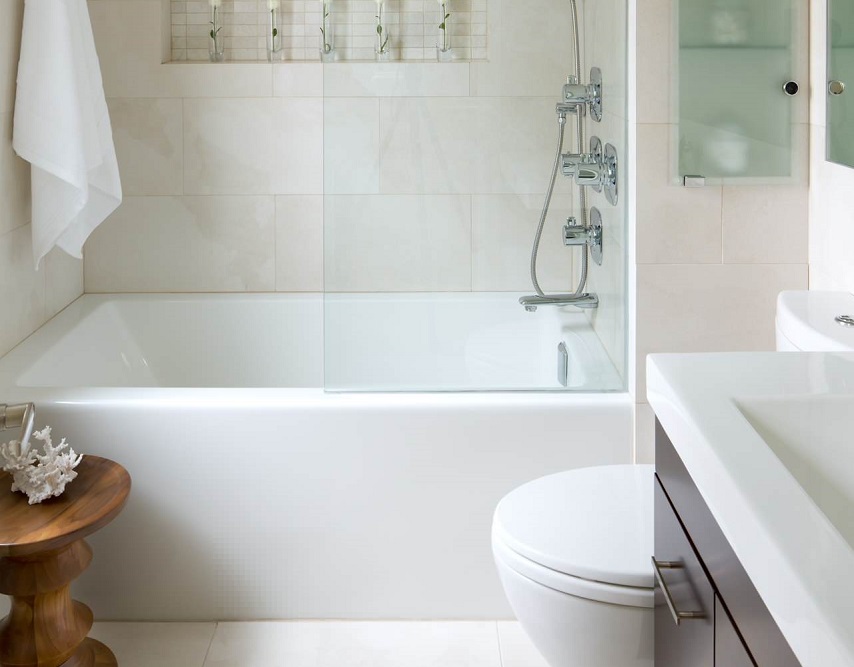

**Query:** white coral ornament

left=0, top=427, right=83, bottom=505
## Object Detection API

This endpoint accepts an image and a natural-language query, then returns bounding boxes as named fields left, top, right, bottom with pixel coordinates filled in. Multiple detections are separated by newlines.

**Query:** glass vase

left=375, top=3, right=390, bottom=61
left=209, top=5, right=225, bottom=62
left=319, top=3, right=336, bottom=62
left=267, top=7, right=283, bottom=61
left=437, top=2, right=452, bottom=61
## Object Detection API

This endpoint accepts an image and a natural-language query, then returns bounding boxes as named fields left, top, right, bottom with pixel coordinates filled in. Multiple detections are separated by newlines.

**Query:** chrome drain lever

left=558, top=342, right=569, bottom=388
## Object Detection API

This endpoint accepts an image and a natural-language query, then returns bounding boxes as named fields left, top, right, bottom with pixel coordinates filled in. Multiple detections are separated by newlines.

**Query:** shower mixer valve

left=561, top=136, right=619, bottom=206
left=563, top=209, right=603, bottom=266
left=561, top=67, right=603, bottom=122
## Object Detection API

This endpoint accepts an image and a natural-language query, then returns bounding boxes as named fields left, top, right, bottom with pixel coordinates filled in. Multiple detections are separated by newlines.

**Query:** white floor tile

left=89, top=622, right=217, bottom=667
left=497, top=622, right=550, bottom=667
left=203, top=621, right=502, bottom=667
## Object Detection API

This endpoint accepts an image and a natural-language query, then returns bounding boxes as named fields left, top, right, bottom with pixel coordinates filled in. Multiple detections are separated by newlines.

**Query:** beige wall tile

left=635, top=402, right=655, bottom=464
left=324, top=99, right=379, bottom=195
left=810, top=126, right=854, bottom=292
left=722, top=186, right=808, bottom=264
left=636, top=263, right=808, bottom=401
left=0, top=111, right=30, bottom=235
left=0, top=224, right=45, bottom=357
left=583, top=0, right=628, bottom=121
left=808, top=4, right=854, bottom=295
left=637, top=124, right=723, bottom=264
left=0, top=0, right=23, bottom=115
left=184, top=98, right=322, bottom=196
left=585, top=240, right=628, bottom=382
left=90, top=1, right=273, bottom=99
left=0, top=2, right=76, bottom=355
left=636, top=0, right=672, bottom=125
left=323, top=63, right=470, bottom=98
left=380, top=97, right=573, bottom=196
left=90, top=1, right=169, bottom=96
left=471, top=193, right=575, bottom=293
left=184, top=98, right=280, bottom=195
left=809, top=0, right=827, bottom=129
left=278, top=98, right=323, bottom=195
left=84, top=196, right=276, bottom=292
left=380, top=97, right=487, bottom=195
left=108, top=98, right=183, bottom=196
left=276, top=196, right=322, bottom=292
left=470, top=0, right=572, bottom=97
left=273, top=64, right=323, bottom=98
left=324, top=195, right=471, bottom=292
left=45, top=249, right=84, bottom=319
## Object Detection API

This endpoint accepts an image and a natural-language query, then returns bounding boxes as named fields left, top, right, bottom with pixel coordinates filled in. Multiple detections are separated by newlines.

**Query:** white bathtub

left=0, top=294, right=632, bottom=621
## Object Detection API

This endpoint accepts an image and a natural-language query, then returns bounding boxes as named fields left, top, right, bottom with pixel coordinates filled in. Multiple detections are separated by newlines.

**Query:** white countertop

left=647, top=352, right=854, bottom=667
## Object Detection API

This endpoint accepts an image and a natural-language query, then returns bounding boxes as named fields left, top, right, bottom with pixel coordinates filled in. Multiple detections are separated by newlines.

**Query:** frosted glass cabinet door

left=828, top=0, right=854, bottom=167
left=676, top=0, right=807, bottom=183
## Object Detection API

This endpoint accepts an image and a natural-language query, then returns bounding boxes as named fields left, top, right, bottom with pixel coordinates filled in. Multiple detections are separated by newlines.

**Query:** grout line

left=495, top=620, right=505, bottom=667
left=200, top=621, right=219, bottom=667
left=720, top=185, right=724, bottom=264
left=470, top=194, right=474, bottom=291
left=273, top=196, right=278, bottom=291
left=181, top=97, right=186, bottom=196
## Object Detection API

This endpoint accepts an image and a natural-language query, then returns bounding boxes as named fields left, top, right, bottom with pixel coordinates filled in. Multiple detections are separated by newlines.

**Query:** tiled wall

left=634, top=0, right=810, bottom=462
left=581, top=0, right=629, bottom=382
left=171, top=0, right=487, bottom=62
left=88, top=0, right=630, bottom=382
left=0, top=0, right=84, bottom=358
left=809, top=0, right=854, bottom=292
left=86, top=0, right=578, bottom=293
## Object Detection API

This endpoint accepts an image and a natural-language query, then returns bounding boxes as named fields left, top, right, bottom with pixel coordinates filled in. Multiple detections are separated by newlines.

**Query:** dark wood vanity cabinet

left=715, top=598, right=754, bottom=667
left=654, top=419, right=801, bottom=667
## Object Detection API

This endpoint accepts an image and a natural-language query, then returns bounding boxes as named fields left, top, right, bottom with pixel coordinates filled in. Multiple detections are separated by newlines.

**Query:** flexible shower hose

left=529, top=0, right=589, bottom=300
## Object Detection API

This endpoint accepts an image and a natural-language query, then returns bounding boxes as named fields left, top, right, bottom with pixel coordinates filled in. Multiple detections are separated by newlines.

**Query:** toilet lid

left=493, top=465, right=653, bottom=589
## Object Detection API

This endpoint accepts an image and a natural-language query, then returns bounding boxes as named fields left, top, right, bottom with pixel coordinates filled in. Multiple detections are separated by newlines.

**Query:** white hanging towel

left=13, top=0, right=122, bottom=269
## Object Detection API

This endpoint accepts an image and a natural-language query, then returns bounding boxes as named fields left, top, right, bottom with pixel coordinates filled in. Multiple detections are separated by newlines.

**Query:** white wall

left=0, top=0, right=83, bottom=359
left=809, top=0, right=854, bottom=291
left=634, top=0, right=810, bottom=461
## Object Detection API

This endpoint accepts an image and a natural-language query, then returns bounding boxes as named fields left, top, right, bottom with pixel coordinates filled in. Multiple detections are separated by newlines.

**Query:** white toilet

left=491, top=291, right=854, bottom=667
left=776, top=290, right=854, bottom=351
left=492, top=464, right=654, bottom=667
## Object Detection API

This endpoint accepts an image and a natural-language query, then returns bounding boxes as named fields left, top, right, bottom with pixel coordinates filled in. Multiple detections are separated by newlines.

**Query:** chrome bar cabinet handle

left=651, top=556, right=706, bottom=626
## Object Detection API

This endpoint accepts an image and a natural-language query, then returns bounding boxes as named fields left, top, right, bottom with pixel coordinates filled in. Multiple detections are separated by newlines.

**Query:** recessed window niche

left=170, top=0, right=487, bottom=63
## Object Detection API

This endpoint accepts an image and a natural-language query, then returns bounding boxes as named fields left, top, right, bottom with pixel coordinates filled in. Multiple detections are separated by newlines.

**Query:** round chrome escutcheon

left=835, top=315, right=854, bottom=327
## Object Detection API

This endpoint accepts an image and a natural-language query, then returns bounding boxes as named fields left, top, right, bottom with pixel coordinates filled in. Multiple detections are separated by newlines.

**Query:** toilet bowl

left=492, top=464, right=654, bottom=667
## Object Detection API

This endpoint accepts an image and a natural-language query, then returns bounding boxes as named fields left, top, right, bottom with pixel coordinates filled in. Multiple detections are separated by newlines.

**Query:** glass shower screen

left=321, top=0, right=628, bottom=393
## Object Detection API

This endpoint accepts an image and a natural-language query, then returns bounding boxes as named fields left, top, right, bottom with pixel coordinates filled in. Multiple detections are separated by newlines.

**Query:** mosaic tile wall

left=171, top=0, right=487, bottom=62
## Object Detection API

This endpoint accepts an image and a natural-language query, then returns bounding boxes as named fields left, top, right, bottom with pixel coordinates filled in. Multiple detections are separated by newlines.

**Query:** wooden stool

left=0, top=456, right=131, bottom=667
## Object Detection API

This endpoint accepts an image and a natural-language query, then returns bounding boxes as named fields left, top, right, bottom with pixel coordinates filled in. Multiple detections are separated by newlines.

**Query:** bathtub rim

left=0, top=292, right=627, bottom=398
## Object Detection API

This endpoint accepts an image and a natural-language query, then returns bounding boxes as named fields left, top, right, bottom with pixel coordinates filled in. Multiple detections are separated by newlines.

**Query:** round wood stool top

left=0, top=456, right=131, bottom=558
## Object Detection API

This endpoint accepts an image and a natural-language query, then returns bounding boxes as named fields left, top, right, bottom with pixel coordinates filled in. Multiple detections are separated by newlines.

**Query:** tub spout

left=519, top=294, right=599, bottom=311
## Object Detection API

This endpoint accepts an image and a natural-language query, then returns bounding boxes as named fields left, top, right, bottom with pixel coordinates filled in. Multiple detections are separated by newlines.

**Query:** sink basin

left=736, top=395, right=854, bottom=549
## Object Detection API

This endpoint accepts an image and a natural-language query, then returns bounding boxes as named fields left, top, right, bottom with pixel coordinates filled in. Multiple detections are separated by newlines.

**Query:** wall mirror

left=828, top=0, right=854, bottom=167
